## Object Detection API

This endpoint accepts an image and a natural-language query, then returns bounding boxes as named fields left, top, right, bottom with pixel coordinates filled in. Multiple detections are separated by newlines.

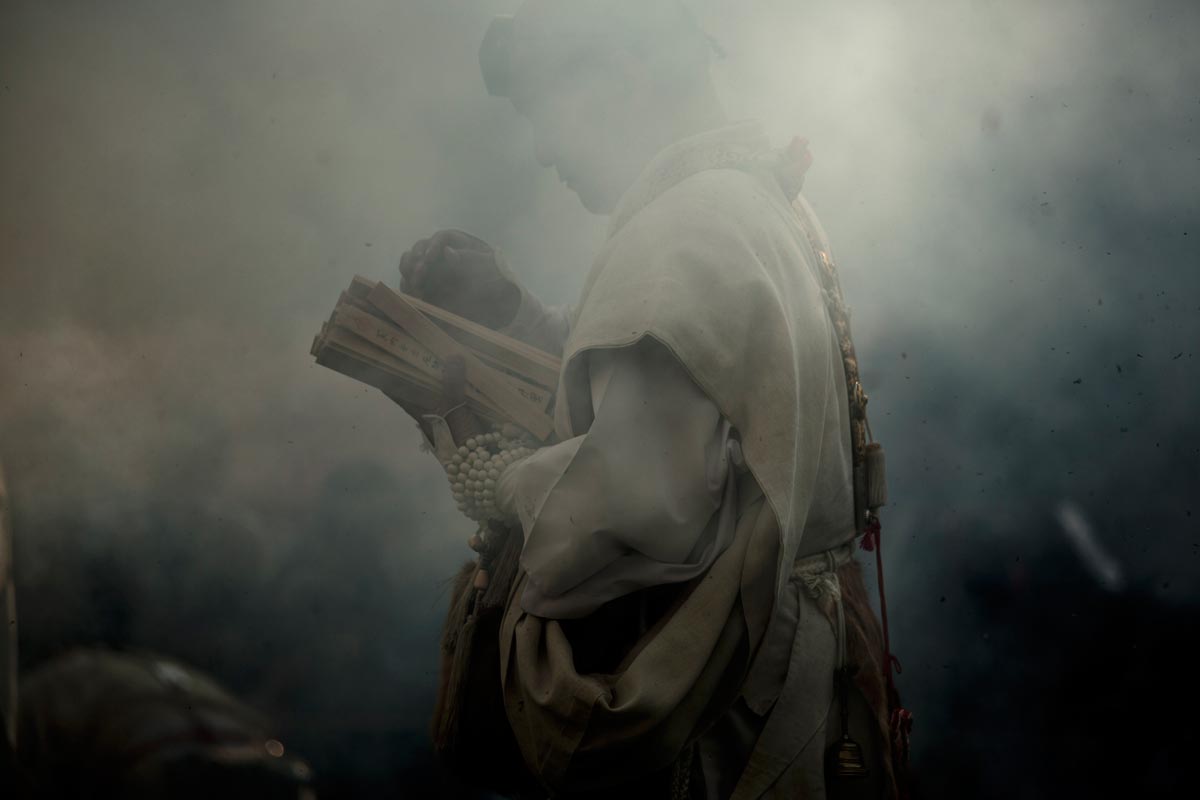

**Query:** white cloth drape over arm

left=495, top=337, right=744, bottom=619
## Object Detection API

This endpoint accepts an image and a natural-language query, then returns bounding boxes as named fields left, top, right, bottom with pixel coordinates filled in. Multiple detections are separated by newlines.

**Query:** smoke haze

left=2, top=0, right=1197, bottom=796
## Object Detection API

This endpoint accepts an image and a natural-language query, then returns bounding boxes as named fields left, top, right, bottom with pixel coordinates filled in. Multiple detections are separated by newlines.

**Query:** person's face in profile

left=512, top=50, right=654, bottom=215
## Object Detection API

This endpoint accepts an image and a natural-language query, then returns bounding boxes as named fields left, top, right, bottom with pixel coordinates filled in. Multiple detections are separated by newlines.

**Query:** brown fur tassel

left=430, top=560, right=477, bottom=751
left=429, top=527, right=533, bottom=795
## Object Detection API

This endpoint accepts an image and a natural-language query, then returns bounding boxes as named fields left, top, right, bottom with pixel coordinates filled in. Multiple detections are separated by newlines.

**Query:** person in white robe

left=397, top=2, right=899, bottom=797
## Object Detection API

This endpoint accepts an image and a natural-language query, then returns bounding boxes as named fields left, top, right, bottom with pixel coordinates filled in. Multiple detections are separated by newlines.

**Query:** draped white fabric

left=556, top=120, right=857, bottom=605
left=495, top=337, right=742, bottom=619
left=487, top=122, right=865, bottom=795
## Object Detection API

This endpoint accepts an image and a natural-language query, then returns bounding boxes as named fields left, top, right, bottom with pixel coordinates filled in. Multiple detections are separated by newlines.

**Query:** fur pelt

left=430, top=529, right=534, bottom=796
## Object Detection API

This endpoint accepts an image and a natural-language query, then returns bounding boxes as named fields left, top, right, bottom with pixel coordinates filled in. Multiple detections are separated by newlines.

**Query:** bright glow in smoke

left=1055, top=500, right=1125, bottom=592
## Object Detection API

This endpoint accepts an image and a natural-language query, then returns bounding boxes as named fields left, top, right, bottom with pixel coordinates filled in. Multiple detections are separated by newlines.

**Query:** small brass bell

left=827, top=732, right=871, bottom=779
left=826, top=666, right=870, bottom=780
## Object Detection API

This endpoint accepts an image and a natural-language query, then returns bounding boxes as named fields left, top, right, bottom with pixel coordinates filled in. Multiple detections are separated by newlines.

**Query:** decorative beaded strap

left=788, top=195, right=880, bottom=525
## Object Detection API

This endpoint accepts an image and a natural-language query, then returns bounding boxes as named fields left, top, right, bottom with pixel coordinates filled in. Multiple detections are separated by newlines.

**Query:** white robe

left=489, top=120, right=868, bottom=797
left=495, top=336, right=742, bottom=620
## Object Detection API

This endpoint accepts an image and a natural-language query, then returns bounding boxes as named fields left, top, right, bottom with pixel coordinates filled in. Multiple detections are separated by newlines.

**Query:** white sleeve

left=494, top=337, right=741, bottom=619
left=493, top=281, right=573, bottom=357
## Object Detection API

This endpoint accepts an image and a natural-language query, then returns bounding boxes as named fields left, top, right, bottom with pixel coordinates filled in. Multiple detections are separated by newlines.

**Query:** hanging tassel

left=430, top=561, right=480, bottom=754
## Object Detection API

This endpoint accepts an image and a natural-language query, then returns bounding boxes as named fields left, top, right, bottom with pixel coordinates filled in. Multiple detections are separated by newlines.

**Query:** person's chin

left=572, top=184, right=617, bottom=216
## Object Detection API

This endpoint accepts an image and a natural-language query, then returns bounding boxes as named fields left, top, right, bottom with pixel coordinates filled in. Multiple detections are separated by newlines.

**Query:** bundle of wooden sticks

left=311, top=276, right=560, bottom=442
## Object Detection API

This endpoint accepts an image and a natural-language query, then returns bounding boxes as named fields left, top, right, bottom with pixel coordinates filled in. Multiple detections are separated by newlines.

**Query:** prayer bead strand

left=445, top=427, right=535, bottom=523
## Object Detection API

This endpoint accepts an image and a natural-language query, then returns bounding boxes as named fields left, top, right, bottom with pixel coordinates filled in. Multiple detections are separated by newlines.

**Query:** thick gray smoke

left=2, top=1, right=1197, bottom=796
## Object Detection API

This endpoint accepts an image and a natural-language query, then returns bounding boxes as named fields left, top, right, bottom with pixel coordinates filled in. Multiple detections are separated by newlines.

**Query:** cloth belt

left=730, top=540, right=857, bottom=799
left=794, top=542, right=856, bottom=675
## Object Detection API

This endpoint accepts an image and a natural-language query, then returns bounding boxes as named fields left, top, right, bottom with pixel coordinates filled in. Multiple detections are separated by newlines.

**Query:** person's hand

left=436, top=354, right=485, bottom=446
left=394, top=354, right=484, bottom=448
left=398, top=229, right=522, bottom=329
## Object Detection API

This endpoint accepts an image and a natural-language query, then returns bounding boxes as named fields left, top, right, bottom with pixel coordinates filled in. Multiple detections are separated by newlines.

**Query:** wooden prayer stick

left=329, top=304, right=539, bottom=418
left=364, top=282, right=556, bottom=440
left=349, top=275, right=560, bottom=391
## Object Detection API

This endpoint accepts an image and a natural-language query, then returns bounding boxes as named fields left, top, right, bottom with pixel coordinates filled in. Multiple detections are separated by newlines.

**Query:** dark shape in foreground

left=14, top=648, right=315, bottom=799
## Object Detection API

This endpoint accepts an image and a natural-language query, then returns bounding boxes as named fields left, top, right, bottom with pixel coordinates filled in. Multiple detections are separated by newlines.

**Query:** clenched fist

left=398, top=229, right=522, bottom=330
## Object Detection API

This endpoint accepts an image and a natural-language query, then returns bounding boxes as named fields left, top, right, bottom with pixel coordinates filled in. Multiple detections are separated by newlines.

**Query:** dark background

left=2, top=1, right=1197, bottom=796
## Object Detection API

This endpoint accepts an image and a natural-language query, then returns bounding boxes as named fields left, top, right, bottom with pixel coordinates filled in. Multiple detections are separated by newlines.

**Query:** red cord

left=860, top=516, right=897, bottom=688
left=861, top=514, right=913, bottom=781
